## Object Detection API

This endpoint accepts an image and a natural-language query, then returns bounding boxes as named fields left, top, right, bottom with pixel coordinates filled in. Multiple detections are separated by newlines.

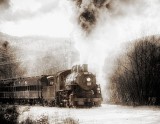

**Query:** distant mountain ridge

left=0, top=32, right=79, bottom=76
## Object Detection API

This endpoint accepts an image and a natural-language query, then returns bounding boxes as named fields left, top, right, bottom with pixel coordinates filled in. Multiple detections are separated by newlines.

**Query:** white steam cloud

left=69, top=0, right=160, bottom=100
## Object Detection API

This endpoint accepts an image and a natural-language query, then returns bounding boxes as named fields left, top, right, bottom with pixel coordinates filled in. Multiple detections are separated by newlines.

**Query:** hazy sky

left=0, top=0, right=160, bottom=39
left=0, top=0, right=73, bottom=37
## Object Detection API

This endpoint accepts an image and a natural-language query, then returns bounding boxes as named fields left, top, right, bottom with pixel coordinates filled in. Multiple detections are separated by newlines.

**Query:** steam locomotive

left=0, top=64, right=102, bottom=107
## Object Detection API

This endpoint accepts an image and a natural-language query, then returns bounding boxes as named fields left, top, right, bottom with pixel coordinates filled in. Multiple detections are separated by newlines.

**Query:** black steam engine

left=0, top=64, right=102, bottom=107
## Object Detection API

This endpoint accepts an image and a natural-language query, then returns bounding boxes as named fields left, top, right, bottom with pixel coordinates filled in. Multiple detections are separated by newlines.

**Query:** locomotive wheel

left=69, top=101, right=76, bottom=107
left=69, top=94, right=76, bottom=107
left=89, top=102, right=94, bottom=107
left=94, top=101, right=101, bottom=107
left=43, top=100, right=48, bottom=106
left=64, top=100, right=69, bottom=107
left=68, top=99, right=77, bottom=108
left=50, top=100, right=56, bottom=107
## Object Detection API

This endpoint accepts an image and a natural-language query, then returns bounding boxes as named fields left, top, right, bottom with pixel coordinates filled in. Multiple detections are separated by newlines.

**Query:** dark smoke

left=73, top=0, right=82, bottom=7
left=0, top=0, right=10, bottom=9
left=94, top=0, right=106, bottom=8
left=79, top=9, right=96, bottom=32
left=72, top=0, right=144, bottom=34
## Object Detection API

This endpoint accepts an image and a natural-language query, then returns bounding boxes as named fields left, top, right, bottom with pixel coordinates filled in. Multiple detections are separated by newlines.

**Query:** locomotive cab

left=40, top=75, right=57, bottom=106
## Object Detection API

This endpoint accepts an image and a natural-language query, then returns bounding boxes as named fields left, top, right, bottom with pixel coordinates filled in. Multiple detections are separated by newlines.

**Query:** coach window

left=31, top=85, right=34, bottom=90
left=32, top=85, right=34, bottom=90
left=4, top=87, right=6, bottom=92
left=18, top=86, right=20, bottom=91
left=33, top=85, right=35, bottom=90
left=35, top=85, right=36, bottom=90
left=30, top=86, right=32, bottom=90
left=2, top=87, right=4, bottom=91
left=21, top=86, right=23, bottom=91
left=3, top=87, right=6, bottom=92
left=19, top=86, right=21, bottom=91
left=7, top=87, right=9, bottom=92
left=9, top=87, right=11, bottom=92
left=5, top=87, right=7, bottom=91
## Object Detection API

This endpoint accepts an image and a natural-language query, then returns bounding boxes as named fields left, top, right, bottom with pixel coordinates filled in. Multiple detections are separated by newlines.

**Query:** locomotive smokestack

left=82, top=64, right=88, bottom=72
left=77, top=65, right=81, bottom=72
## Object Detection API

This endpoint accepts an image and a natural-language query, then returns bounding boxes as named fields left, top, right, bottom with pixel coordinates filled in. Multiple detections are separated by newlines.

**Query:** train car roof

left=0, top=78, right=17, bottom=85
left=14, top=76, right=41, bottom=86
left=56, top=69, right=71, bottom=76
left=0, top=76, right=42, bottom=85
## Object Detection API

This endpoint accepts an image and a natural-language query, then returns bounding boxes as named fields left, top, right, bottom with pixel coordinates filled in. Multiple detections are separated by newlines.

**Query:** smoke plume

left=72, top=0, right=145, bottom=34
left=0, top=0, right=10, bottom=9
left=70, top=0, right=160, bottom=100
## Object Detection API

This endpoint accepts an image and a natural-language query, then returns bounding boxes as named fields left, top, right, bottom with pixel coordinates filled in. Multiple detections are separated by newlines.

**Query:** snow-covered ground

left=18, top=104, right=160, bottom=124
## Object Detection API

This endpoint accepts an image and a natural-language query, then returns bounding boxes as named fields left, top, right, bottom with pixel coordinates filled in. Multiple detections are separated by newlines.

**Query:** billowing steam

left=70, top=0, right=160, bottom=100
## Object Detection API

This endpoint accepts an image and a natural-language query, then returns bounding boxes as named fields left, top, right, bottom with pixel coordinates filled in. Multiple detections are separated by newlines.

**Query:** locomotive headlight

left=86, top=77, right=91, bottom=82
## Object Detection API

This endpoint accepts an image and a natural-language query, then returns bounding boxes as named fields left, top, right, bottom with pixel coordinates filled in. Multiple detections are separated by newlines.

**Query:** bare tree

left=108, top=35, right=160, bottom=105
left=33, top=41, right=79, bottom=76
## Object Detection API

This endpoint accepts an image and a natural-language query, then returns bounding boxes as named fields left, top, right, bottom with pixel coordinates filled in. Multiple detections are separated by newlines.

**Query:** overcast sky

left=0, top=0, right=74, bottom=38
left=0, top=0, right=160, bottom=39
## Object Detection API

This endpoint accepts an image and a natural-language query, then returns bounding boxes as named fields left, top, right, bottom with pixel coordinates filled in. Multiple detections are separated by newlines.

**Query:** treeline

left=108, top=35, right=160, bottom=105
left=0, top=41, right=25, bottom=79
left=32, top=41, right=79, bottom=76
